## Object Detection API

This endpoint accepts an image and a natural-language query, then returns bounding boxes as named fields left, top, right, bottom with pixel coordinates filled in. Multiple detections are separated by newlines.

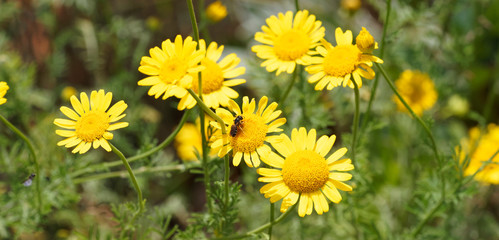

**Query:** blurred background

left=1, top=0, right=499, bottom=239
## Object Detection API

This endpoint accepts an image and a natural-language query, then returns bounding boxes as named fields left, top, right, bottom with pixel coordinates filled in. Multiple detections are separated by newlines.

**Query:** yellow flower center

left=282, top=150, right=329, bottom=193
left=191, top=59, right=224, bottom=94
left=274, top=29, right=310, bottom=61
left=323, top=45, right=361, bottom=77
left=230, top=114, right=268, bottom=153
left=159, top=57, right=188, bottom=84
left=75, top=110, right=110, bottom=142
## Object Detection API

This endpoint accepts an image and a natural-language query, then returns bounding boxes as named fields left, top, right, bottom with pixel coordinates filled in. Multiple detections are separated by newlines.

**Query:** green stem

left=110, top=143, right=144, bottom=213
left=187, top=0, right=200, bottom=43
left=268, top=203, right=275, bottom=240
left=72, top=164, right=192, bottom=184
left=280, top=68, right=298, bottom=104
left=376, top=63, right=440, bottom=163
left=0, top=114, right=42, bottom=215
left=359, top=0, right=391, bottom=136
left=215, top=204, right=296, bottom=240
left=351, top=80, right=360, bottom=161
left=69, top=109, right=191, bottom=178
left=294, top=0, right=300, bottom=11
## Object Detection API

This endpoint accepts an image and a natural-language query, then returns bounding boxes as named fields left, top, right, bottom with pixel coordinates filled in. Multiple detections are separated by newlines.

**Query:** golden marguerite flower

left=252, top=10, right=325, bottom=75
left=178, top=39, right=246, bottom=110
left=138, top=35, right=205, bottom=103
left=460, top=124, right=499, bottom=184
left=392, top=70, right=438, bottom=116
left=54, top=90, right=129, bottom=154
left=174, top=117, right=218, bottom=161
left=258, top=127, right=354, bottom=217
left=210, top=96, right=286, bottom=167
left=306, top=27, right=383, bottom=90
left=0, top=82, right=9, bottom=105
left=205, top=0, right=227, bottom=23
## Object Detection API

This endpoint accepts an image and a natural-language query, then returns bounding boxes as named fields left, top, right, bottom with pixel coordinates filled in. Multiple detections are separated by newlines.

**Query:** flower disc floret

left=210, top=96, right=286, bottom=167
left=257, top=128, right=354, bottom=217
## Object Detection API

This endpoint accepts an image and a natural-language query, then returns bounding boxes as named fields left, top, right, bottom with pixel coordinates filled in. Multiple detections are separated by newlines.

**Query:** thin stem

left=110, top=143, right=144, bottom=213
left=187, top=0, right=200, bottom=42
left=359, top=0, right=391, bottom=135
left=70, top=109, right=191, bottom=178
left=351, top=80, right=360, bottom=161
left=215, top=204, right=296, bottom=240
left=0, top=114, right=42, bottom=215
left=268, top=203, right=275, bottom=240
left=376, top=63, right=440, bottom=163
left=72, top=164, right=191, bottom=184
left=280, top=68, right=298, bottom=104
left=294, top=0, right=300, bottom=11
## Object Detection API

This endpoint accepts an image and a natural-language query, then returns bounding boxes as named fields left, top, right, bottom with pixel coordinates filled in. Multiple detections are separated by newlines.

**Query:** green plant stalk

left=215, top=204, right=297, bottom=240
left=69, top=109, right=191, bottom=178
left=110, top=143, right=144, bottom=214
left=72, top=164, right=192, bottom=184
left=376, top=63, right=440, bottom=163
left=280, top=68, right=298, bottom=103
left=268, top=203, right=275, bottom=240
left=351, top=80, right=360, bottom=161
left=294, top=0, right=300, bottom=11
left=0, top=114, right=42, bottom=215
left=359, top=0, right=391, bottom=135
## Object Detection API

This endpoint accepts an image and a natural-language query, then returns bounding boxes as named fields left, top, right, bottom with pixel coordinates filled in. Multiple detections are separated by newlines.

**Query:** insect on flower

left=230, top=115, right=244, bottom=137
left=22, top=173, right=36, bottom=187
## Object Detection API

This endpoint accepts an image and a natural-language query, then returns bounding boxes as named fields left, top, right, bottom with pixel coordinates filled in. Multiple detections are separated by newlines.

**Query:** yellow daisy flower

left=174, top=117, right=218, bottom=161
left=177, top=39, right=246, bottom=110
left=138, top=35, right=205, bottom=102
left=205, top=0, right=227, bottom=23
left=257, top=127, right=354, bottom=217
left=0, top=81, right=9, bottom=105
left=252, top=10, right=325, bottom=75
left=306, top=27, right=383, bottom=90
left=460, top=124, right=499, bottom=184
left=54, top=90, right=129, bottom=154
left=392, top=70, right=438, bottom=116
left=210, top=96, right=286, bottom=167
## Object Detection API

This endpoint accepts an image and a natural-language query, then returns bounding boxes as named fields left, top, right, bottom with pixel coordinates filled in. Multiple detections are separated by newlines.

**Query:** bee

left=230, top=115, right=244, bottom=137
left=22, top=173, right=36, bottom=187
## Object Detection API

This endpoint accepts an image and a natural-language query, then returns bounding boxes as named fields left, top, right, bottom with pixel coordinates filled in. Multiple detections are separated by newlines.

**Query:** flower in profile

left=252, top=10, right=325, bottom=75
left=355, top=27, right=378, bottom=53
left=205, top=0, right=227, bottom=23
left=210, top=96, right=286, bottom=167
left=460, top=124, right=499, bottom=184
left=174, top=117, right=218, bottom=161
left=54, top=90, right=129, bottom=154
left=306, top=27, right=383, bottom=90
left=257, top=128, right=354, bottom=217
left=0, top=81, right=9, bottom=105
left=177, top=40, right=246, bottom=110
left=138, top=35, right=205, bottom=103
left=392, top=70, right=437, bottom=116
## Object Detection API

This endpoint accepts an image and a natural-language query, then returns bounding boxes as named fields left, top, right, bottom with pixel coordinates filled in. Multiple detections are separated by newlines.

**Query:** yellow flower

left=460, top=124, right=499, bottom=184
left=392, top=70, right=438, bottom=116
left=257, top=127, right=354, bottom=217
left=306, top=27, right=383, bottom=90
left=205, top=0, right=227, bottom=23
left=252, top=10, right=325, bottom=75
left=54, top=90, right=129, bottom=154
left=356, top=27, right=378, bottom=53
left=61, top=86, right=77, bottom=102
left=178, top=40, right=246, bottom=110
left=341, top=0, right=362, bottom=12
left=210, top=96, right=286, bottom=167
left=138, top=35, right=205, bottom=103
left=174, top=117, right=218, bottom=161
left=0, top=82, right=9, bottom=105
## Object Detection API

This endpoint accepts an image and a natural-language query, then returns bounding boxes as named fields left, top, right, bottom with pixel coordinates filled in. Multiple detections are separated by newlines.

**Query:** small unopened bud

left=356, top=27, right=378, bottom=53
left=341, top=0, right=361, bottom=12
left=206, top=1, right=227, bottom=23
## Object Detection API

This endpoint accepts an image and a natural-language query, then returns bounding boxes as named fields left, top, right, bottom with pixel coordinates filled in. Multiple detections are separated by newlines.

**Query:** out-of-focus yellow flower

left=0, top=81, right=9, bottom=105
left=61, top=86, right=77, bottom=102
left=392, top=70, right=438, bottom=116
left=146, top=16, right=161, bottom=32
left=206, top=1, right=227, bottom=23
left=445, top=94, right=469, bottom=117
left=460, top=124, right=499, bottom=184
left=174, top=117, right=218, bottom=161
left=341, top=0, right=361, bottom=12
left=356, top=27, right=378, bottom=53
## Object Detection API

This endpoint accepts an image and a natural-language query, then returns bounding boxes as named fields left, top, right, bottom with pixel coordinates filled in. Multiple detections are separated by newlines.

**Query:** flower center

left=191, top=59, right=224, bottom=94
left=159, top=57, right=189, bottom=84
left=273, top=29, right=310, bottom=61
left=230, top=114, right=268, bottom=153
left=282, top=150, right=329, bottom=193
left=75, top=110, right=110, bottom=142
left=323, top=45, right=361, bottom=77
